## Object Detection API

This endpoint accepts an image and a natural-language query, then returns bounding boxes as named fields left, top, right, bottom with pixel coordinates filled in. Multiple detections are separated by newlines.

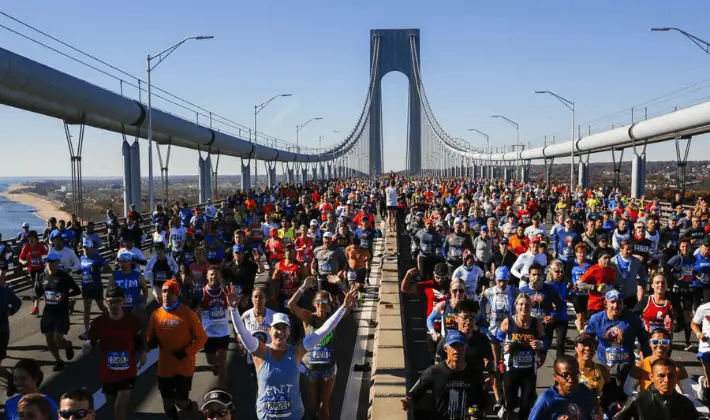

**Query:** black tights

left=545, top=320, right=569, bottom=360
left=503, top=368, right=537, bottom=419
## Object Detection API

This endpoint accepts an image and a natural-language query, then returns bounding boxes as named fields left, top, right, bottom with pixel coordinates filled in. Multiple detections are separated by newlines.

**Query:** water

left=0, top=180, right=49, bottom=240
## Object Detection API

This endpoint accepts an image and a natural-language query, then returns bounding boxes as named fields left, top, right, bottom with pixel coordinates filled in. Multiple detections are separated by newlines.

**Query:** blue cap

left=444, top=330, right=468, bottom=346
left=575, top=202, right=584, bottom=208
left=117, top=251, right=133, bottom=261
left=232, top=244, right=245, bottom=254
left=49, top=230, right=62, bottom=240
left=495, top=266, right=510, bottom=281
left=605, top=289, right=623, bottom=301
left=416, top=211, right=424, bottom=216
left=45, top=251, right=61, bottom=262
left=480, top=225, right=488, bottom=231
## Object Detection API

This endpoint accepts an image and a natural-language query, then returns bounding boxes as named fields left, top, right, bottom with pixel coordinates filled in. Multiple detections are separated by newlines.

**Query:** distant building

left=55, top=185, right=67, bottom=193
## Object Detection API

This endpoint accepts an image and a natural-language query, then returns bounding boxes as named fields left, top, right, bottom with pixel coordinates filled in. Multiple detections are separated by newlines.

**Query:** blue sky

left=1, top=0, right=710, bottom=176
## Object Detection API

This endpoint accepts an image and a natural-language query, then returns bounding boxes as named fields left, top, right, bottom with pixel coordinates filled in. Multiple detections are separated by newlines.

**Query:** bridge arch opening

left=380, top=71, right=411, bottom=173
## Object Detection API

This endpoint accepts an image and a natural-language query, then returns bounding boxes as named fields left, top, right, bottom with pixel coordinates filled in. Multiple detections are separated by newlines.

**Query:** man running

left=35, top=251, right=81, bottom=371
left=147, top=279, right=207, bottom=420
left=83, top=286, right=144, bottom=420
left=193, top=266, right=231, bottom=388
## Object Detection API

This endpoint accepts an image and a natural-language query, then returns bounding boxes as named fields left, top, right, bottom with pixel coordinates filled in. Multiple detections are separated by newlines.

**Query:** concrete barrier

left=368, top=229, right=407, bottom=420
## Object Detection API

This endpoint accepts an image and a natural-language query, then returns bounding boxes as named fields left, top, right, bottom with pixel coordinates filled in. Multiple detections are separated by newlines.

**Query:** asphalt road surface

left=0, top=239, right=384, bottom=419
left=396, top=224, right=709, bottom=419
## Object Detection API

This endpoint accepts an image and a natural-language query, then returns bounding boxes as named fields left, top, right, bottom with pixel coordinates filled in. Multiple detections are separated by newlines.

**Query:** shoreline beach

left=0, top=184, right=73, bottom=222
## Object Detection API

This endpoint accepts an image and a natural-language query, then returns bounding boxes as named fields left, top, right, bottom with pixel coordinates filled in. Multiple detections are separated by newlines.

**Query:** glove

left=172, top=348, right=187, bottom=360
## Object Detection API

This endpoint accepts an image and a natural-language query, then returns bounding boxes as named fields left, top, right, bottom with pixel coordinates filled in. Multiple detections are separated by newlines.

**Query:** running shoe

left=53, top=360, right=66, bottom=372
left=30, top=307, right=38, bottom=315
left=65, top=342, right=75, bottom=360
left=78, top=332, right=88, bottom=341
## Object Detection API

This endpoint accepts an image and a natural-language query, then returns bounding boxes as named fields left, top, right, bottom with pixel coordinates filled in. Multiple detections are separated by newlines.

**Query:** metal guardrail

left=1, top=200, right=219, bottom=292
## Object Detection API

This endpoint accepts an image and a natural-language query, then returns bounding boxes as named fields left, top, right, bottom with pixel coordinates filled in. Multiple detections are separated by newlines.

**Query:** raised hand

left=226, top=284, right=241, bottom=308
left=342, top=285, right=358, bottom=309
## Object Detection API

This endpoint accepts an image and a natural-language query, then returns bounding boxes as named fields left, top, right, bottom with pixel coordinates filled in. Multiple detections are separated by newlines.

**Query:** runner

left=147, top=279, right=207, bottom=420
left=287, top=276, right=339, bottom=420
left=5, top=359, right=58, bottom=420
left=241, top=287, right=275, bottom=376
left=229, top=284, right=357, bottom=420
left=109, top=252, right=150, bottom=318
left=18, top=231, right=48, bottom=315
left=83, top=286, right=144, bottom=420
left=35, top=251, right=81, bottom=371
left=193, top=266, right=231, bottom=388
left=78, top=239, right=110, bottom=340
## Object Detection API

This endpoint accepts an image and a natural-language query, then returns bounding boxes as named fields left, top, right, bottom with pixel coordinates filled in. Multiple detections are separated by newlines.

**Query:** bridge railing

left=2, top=200, right=219, bottom=292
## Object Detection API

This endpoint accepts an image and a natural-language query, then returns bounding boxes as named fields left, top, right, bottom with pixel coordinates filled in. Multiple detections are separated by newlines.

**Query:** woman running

left=496, top=293, right=544, bottom=420
left=230, top=284, right=356, bottom=420
left=574, top=334, right=610, bottom=415
left=287, top=276, right=338, bottom=420
left=240, top=287, right=275, bottom=376
left=633, top=274, right=673, bottom=333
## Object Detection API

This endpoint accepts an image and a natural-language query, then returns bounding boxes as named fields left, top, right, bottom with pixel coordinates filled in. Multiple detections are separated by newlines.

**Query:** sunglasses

left=203, top=408, right=230, bottom=418
left=554, top=370, right=580, bottom=382
left=59, top=409, right=92, bottom=419
left=314, top=298, right=329, bottom=304
left=451, top=289, right=466, bottom=294
left=651, top=338, right=670, bottom=346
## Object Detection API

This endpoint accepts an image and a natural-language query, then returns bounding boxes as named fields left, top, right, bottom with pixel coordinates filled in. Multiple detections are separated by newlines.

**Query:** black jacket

left=614, top=387, right=698, bottom=420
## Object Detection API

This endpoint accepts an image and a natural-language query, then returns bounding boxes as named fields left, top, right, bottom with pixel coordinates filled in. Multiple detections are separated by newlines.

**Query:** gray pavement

left=0, top=239, right=384, bottom=419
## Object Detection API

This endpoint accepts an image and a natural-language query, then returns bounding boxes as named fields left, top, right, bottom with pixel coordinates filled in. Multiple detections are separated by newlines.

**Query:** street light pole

left=491, top=115, right=520, bottom=181
left=295, top=117, right=323, bottom=182
left=535, top=90, right=575, bottom=190
left=468, top=128, right=490, bottom=153
left=147, top=35, right=214, bottom=211
left=253, top=93, right=292, bottom=188
left=650, top=27, right=710, bottom=55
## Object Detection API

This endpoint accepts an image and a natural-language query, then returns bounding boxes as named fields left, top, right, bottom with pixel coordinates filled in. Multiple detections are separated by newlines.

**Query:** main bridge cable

left=408, top=36, right=470, bottom=160
left=321, top=35, right=381, bottom=158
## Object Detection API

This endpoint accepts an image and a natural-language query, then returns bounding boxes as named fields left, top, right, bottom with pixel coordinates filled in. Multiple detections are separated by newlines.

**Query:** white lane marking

left=340, top=238, right=384, bottom=420
left=92, top=348, right=159, bottom=410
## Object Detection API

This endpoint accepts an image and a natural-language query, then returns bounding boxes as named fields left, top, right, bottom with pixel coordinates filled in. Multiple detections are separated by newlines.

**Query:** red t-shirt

left=87, top=313, right=143, bottom=384
left=415, top=280, right=448, bottom=324
left=580, top=265, right=616, bottom=311
left=20, top=243, right=48, bottom=272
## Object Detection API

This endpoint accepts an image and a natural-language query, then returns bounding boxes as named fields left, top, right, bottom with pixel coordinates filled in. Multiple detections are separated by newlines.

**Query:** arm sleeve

left=230, top=308, right=259, bottom=353
left=143, top=255, right=157, bottom=284
left=407, top=366, right=434, bottom=402
left=622, top=375, right=638, bottom=396
left=168, top=256, right=180, bottom=275
left=678, top=378, right=695, bottom=401
left=303, top=306, right=347, bottom=351
left=510, top=256, right=524, bottom=279
left=426, top=307, right=441, bottom=333
left=631, top=296, right=647, bottom=314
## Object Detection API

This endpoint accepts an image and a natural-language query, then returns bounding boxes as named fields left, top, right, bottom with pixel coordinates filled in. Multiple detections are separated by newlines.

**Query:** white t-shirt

left=169, top=227, right=187, bottom=251
left=452, top=265, right=484, bottom=301
left=242, top=308, right=275, bottom=364
left=385, top=187, right=398, bottom=207
left=693, top=302, right=710, bottom=353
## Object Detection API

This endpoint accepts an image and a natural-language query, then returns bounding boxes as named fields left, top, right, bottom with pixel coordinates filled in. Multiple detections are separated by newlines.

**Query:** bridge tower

left=368, top=29, right=422, bottom=176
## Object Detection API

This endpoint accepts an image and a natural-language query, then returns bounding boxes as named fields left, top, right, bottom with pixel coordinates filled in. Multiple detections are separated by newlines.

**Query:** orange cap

left=162, top=279, right=180, bottom=295
left=424, top=218, right=433, bottom=225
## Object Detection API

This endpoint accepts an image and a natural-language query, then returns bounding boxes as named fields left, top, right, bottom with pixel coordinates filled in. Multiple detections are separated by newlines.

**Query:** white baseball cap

left=270, top=313, right=291, bottom=327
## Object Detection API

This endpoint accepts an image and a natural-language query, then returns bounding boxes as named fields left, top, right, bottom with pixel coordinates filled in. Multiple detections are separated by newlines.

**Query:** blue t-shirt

left=6, top=394, right=59, bottom=420
left=529, top=385, right=596, bottom=420
left=80, top=253, right=106, bottom=287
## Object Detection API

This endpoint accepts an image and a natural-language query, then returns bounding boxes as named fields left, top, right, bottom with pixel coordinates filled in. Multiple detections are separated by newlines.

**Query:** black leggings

left=503, top=368, right=537, bottom=419
left=545, top=320, right=569, bottom=360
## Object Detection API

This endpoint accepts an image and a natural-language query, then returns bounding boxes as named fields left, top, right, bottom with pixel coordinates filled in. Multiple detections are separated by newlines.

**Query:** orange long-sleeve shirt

left=147, top=304, right=207, bottom=378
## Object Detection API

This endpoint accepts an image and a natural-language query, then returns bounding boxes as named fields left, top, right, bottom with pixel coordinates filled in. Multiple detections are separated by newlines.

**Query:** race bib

left=420, top=243, right=431, bottom=252
left=155, top=272, right=167, bottom=282
left=605, top=346, right=628, bottom=365
left=123, top=294, right=134, bottom=307
left=309, top=346, right=333, bottom=363
left=347, top=271, right=357, bottom=281
left=264, top=399, right=291, bottom=417
left=107, top=351, right=129, bottom=371
left=320, top=262, right=333, bottom=274
left=511, top=350, right=534, bottom=369
left=207, top=250, right=217, bottom=260
left=209, top=306, right=226, bottom=321
left=82, top=272, right=93, bottom=284
left=31, top=257, right=41, bottom=266
left=531, top=308, right=545, bottom=319
left=449, top=248, right=462, bottom=258
left=361, top=239, right=369, bottom=248
left=699, top=273, right=710, bottom=284
left=45, top=291, right=58, bottom=305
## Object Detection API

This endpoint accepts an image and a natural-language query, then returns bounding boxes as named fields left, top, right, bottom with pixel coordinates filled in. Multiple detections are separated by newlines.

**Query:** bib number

left=82, top=273, right=93, bottom=284
left=264, top=399, right=292, bottom=417
left=45, top=291, right=58, bottom=305
left=605, top=346, right=628, bottom=365
left=107, top=351, right=129, bottom=371
left=531, top=308, right=545, bottom=320
left=123, top=294, right=134, bottom=307
left=31, top=257, right=41, bottom=266
left=209, top=306, right=226, bottom=321
left=309, top=346, right=332, bottom=363
left=511, top=351, right=534, bottom=369
left=361, top=239, right=369, bottom=248
left=347, top=271, right=357, bottom=281
left=320, top=263, right=333, bottom=274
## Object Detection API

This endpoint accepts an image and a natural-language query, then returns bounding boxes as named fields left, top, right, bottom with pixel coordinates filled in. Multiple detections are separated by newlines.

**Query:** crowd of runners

left=391, top=178, right=710, bottom=419
left=0, top=174, right=707, bottom=419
